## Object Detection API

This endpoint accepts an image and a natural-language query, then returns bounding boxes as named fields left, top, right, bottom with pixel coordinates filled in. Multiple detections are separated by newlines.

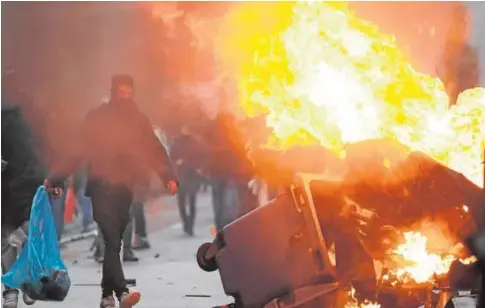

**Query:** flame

left=214, top=1, right=485, bottom=187
left=392, top=232, right=454, bottom=283
left=345, top=287, right=381, bottom=308
left=389, top=231, right=476, bottom=284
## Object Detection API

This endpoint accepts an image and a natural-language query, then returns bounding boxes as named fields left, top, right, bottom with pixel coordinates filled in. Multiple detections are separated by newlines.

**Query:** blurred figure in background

left=171, top=125, right=204, bottom=236
left=132, top=126, right=172, bottom=249
left=208, top=112, right=254, bottom=231
left=50, top=182, right=67, bottom=242
left=121, top=177, right=152, bottom=260
left=131, top=179, right=151, bottom=250
left=120, top=207, right=140, bottom=262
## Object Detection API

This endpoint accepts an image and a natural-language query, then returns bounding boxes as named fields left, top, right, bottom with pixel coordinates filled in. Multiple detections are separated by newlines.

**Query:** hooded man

left=45, top=74, right=178, bottom=308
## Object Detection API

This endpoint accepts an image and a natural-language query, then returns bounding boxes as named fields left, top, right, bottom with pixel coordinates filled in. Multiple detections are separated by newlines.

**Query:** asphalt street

left=32, top=192, right=232, bottom=308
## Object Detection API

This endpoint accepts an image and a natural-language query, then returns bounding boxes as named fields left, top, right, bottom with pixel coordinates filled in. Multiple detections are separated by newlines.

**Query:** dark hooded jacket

left=49, top=99, right=177, bottom=194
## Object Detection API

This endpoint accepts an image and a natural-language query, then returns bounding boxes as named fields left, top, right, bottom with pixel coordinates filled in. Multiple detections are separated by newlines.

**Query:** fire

left=345, top=287, right=381, bottom=308
left=391, top=232, right=454, bottom=283
left=388, top=231, right=477, bottom=284
left=214, top=2, right=485, bottom=187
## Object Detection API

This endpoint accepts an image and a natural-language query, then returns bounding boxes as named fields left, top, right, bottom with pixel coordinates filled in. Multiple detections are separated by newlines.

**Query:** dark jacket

left=49, top=100, right=177, bottom=194
left=2, top=104, right=46, bottom=226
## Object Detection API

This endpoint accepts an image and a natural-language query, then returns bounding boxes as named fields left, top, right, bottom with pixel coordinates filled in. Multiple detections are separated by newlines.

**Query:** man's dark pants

left=176, top=185, right=197, bottom=233
left=211, top=178, right=242, bottom=231
left=90, top=184, right=133, bottom=298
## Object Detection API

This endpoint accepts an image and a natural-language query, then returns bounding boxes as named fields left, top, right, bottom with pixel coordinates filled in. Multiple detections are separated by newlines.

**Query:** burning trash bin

left=197, top=174, right=340, bottom=308
left=198, top=139, right=484, bottom=308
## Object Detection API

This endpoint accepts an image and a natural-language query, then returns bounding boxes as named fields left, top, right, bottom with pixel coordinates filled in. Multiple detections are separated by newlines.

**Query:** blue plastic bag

left=1, top=186, right=71, bottom=301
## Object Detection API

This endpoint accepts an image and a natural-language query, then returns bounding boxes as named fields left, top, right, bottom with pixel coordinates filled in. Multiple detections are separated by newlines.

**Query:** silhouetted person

left=171, top=126, right=204, bottom=236
left=208, top=112, right=254, bottom=231
left=45, top=75, right=178, bottom=308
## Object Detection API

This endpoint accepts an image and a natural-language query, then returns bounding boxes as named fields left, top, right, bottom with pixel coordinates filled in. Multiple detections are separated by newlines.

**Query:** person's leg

left=211, top=179, right=226, bottom=231
left=132, top=201, right=150, bottom=250
left=187, top=190, right=197, bottom=236
left=76, top=187, right=93, bottom=231
left=2, top=225, right=19, bottom=308
left=93, top=225, right=105, bottom=263
left=50, top=193, right=66, bottom=241
left=176, top=187, right=189, bottom=233
left=91, top=187, right=134, bottom=305
left=223, top=181, right=239, bottom=226
left=132, top=201, right=147, bottom=238
left=122, top=207, right=138, bottom=262
left=210, top=181, right=220, bottom=227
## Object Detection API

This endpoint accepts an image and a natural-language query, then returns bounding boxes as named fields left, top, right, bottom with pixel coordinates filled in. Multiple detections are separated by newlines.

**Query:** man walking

left=46, top=75, right=178, bottom=308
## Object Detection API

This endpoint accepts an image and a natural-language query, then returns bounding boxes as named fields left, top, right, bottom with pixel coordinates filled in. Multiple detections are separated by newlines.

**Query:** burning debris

left=187, top=1, right=485, bottom=307
left=345, top=287, right=381, bottom=308
left=382, top=231, right=476, bottom=286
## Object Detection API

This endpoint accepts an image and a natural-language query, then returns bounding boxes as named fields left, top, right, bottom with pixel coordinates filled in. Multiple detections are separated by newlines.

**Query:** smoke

left=143, top=1, right=234, bottom=121
left=1, top=2, right=177, bottom=165
left=348, top=2, right=471, bottom=76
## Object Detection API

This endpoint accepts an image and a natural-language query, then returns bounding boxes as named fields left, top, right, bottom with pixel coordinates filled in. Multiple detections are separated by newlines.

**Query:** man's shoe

left=123, top=250, right=139, bottom=262
left=100, top=295, right=116, bottom=308
left=132, top=236, right=150, bottom=251
left=22, top=293, right=35, bottom=305
left=119, top=290, right=141, bottom=308
left=2, top=289, right=19, bottom=308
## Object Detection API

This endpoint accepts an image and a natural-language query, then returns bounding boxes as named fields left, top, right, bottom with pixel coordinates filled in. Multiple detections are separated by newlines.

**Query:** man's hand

left=43, top=178, right=64, bottom=198
left=166, top=180, right=179, bottom=195
left=176, top=159, right=183, bottom=166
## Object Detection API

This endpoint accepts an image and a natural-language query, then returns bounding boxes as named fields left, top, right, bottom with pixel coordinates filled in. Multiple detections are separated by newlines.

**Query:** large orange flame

left=214, top=1, right=485, bottom=187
